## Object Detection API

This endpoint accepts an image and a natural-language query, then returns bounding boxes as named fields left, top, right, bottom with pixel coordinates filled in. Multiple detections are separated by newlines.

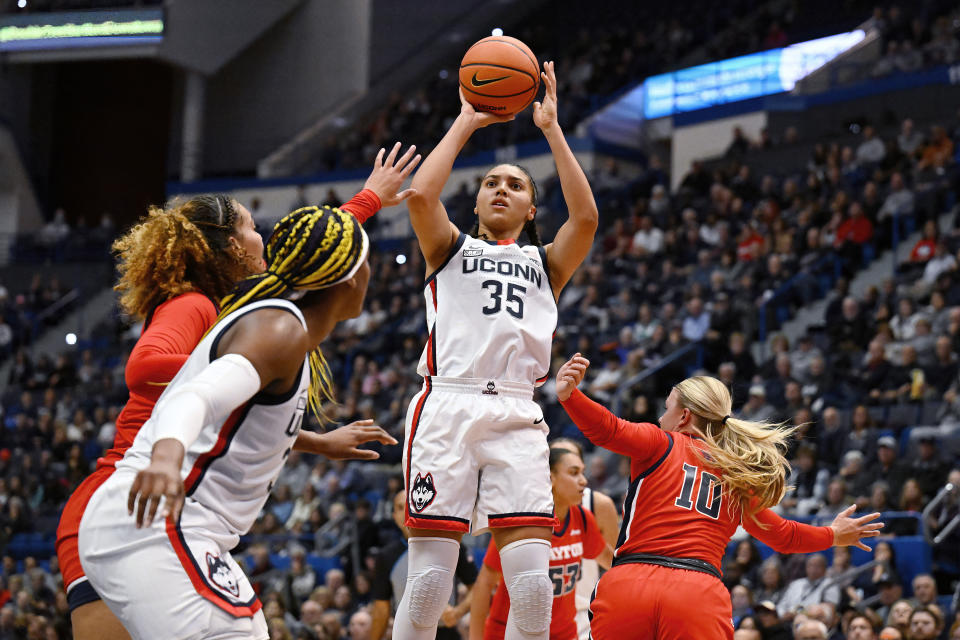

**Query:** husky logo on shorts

left=206, top=552, right=240, bottom=597
left=482, top=381, right=498, bottom=395
left=409, top=472, right=437, bottom=512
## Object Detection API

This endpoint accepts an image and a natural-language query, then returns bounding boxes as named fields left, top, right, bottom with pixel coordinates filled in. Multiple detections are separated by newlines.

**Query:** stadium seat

left=305, top=554, right=341, bottom=576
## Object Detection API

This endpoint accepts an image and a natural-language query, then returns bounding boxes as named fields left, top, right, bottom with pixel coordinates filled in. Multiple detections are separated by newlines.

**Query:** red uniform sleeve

left=339, top=189, right=381, bottom=224
left=581, top=508, right=607, bottom=560
left=125, top=293, right=218, bottom=391
left=743, top=508, right=834, bottom=554
left=483, top=538, right=502, bottom=573
left=560, top=388, right=670, bottom=469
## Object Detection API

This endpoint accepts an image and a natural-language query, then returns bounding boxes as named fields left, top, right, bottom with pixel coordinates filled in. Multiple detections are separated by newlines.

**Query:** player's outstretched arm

left=537, top=61, right=599, bottom=296
left=341, top=142, right=422, bottom=224
left=293, top=419, right=398, bottom=459
left=556, top=354, right=670, bottom=462
left=744, top=505, right=883, bottom=553
left=407, top=91, right=513, bottom=269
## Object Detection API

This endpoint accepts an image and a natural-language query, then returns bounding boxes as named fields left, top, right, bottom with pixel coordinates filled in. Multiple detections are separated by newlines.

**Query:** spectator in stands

left=921, top=242, right=957, bottom=289
left=681, top=296, right=710, bottom=341
left=723, top=539, right=762, bottom=591
left=909, top=574, right=938, bottom=609
left=777, top=554, right=839, bottom=619
left=857, top=126, right=887, bottom=167
left=857, top=340, right=896, bottom=401
left=348, top=609, right=374, bottom=640
left=830, top=297, right=871, bottom=356
left=783, top=446, right=830, bottom=515
left=875, top=574, right=906, bottom=622
left=898, top=119, right=924, bottom=156
left=908, top=435, right=949, bottom=498
left=917, top=126, right=955, bottom=171
left=754, top=599, right=792, bottom=640
left=909, top=220, right=939, bottom=264
left=908, top=605, right=944, bottom=640
left=630, top=221, right=666, bottom=265
left=847, top=613, right=879, bottom=640
left=869, top=436, right=908, bottom=499
left=726, top=126, right=751, bottom=159
left=739, top=384, right=777, bottom=422
left=834, top=202, right=874, bottom=266
left=38, top=209, right=70, bottom=248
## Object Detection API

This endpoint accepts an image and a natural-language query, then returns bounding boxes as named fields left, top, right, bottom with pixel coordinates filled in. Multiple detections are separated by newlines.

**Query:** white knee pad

left=500, top=538, right=553, bottom=636
left=405, top=537, right=460, bottom=629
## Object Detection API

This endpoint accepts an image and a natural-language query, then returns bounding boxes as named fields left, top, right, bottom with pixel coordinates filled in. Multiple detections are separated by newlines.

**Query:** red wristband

left=341, top=189, right=382, bottom=224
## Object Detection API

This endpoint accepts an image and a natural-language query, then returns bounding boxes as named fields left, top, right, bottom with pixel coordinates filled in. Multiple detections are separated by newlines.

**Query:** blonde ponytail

left=673, top=376, right=797, bottom=523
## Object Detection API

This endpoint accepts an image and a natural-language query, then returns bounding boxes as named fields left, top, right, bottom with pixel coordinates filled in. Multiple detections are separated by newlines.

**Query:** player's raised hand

left=362, top=142, right=422, bottom=207
left=317, top=419, right=398, bottom=461
left=459, top=88, right=515, bottom=129
left=555, top=352, right=590, bottom=402
left=829, top=505, right=884, bottom=551
left=532, top=60, right=558, bottom=132
left=128, top=453, right=185, bottom=528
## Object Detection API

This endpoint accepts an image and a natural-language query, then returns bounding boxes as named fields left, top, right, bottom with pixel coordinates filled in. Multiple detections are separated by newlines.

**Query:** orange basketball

left=459, top=35, right=540, bottom=116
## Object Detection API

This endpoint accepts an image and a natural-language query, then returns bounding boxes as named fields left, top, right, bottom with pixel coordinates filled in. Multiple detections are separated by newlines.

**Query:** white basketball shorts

left=403, top=376, right=555, bottom=534
left=78, top=468, right=268, bottom=640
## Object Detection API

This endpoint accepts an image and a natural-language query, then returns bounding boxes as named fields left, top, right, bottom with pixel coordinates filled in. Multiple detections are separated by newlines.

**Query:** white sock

left=391, top=536, right=460, bottom=640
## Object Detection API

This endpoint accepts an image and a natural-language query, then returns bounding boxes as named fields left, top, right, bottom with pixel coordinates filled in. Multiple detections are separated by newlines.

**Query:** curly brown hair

left=113, top=194, right=251, bottom=320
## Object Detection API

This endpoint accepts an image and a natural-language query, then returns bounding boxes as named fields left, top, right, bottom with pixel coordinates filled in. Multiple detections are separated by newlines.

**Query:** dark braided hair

left=471, top=164, right=542, bottom=246
left=215, top=205, right=368, bottom=419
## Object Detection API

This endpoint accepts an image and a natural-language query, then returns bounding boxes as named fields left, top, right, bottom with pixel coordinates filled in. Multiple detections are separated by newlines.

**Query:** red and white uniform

left=574, top=488, right=601, bottom=640
left=483, top=505, right=606, bottom=640
left=56, top=292, right=217, bottom=605
left=78, top=299, right=309, bottom=640
left=405, top=234, right=558, bottom=533
left=560, top=389, right=835, bottom=640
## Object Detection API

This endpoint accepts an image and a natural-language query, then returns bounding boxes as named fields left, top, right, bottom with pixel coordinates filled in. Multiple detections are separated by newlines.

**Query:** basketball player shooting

left=392, top=60, right=599, bottom=640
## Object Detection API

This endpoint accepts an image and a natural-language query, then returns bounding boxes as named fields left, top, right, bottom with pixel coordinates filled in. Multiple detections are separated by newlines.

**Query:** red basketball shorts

left=589, top=562, right=733, bottom=640
left=56, top=465, right=115, bottom=599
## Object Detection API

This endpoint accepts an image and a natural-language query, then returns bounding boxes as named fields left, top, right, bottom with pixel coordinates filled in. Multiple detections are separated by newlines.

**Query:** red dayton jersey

left=561, top=389, right=833, bottom=568
left=97, top=292, right=218, bottom=469
left=483, top=505, right=606, bottom=640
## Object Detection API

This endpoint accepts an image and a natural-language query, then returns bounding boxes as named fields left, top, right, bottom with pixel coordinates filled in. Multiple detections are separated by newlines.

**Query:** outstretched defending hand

left=128, top=440, right=185, bottom=528
left=363, top=142, right=422, bottom=207
left=532, top=60, right=558, bottom=132
left=318, top=419, right=398, bottom=461
left=459, top=88, right=515, bottom=130
left=555, top=352, right=590, bottom=402
left=830, top=505, right=884, bottom=551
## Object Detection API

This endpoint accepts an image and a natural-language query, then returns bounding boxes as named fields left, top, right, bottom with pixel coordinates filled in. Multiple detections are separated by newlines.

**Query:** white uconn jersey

left=118, top=298, right=309, bottom=536
left=417, top=234, right=557, bottom=385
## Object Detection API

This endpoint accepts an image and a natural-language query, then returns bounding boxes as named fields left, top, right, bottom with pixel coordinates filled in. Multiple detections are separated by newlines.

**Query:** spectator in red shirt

left=737, top=224, right=765, bottom=262
left=834, top=202, right=874, bottom=268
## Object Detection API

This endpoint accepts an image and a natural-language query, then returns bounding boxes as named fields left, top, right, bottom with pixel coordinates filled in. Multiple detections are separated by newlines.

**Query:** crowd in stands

left=302, top=0, right=881, bottom=174
left=869, top=2, right=960, bottom=78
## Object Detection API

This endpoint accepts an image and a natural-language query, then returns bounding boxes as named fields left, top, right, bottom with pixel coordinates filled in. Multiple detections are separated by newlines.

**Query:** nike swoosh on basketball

left=471, top=72, right=510, bottom=87
left=533, top=417, right=544, bottom=424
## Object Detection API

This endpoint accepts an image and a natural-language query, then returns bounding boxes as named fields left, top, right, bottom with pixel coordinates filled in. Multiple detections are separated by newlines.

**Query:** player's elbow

left=575, top=205, right=599, bottom=231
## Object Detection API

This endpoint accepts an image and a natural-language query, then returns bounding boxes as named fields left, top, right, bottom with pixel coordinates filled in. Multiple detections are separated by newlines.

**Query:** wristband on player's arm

left=340, top=189, right=382, bottom=224
left=153, top=353, right=261, bottom=450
